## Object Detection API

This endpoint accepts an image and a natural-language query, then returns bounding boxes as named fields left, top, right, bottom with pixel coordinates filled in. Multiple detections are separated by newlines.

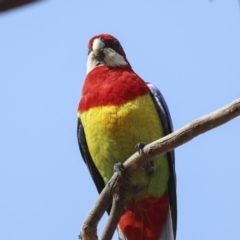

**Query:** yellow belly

left=79, top=93, right=169, bottom=197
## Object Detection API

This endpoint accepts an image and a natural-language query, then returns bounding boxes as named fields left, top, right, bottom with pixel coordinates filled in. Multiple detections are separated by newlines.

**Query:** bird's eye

left=113, top=41, right=122, bottom=50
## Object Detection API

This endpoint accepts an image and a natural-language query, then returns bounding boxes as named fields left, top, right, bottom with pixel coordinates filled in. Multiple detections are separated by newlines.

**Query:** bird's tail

left=117, top=191, right=174, bottom=240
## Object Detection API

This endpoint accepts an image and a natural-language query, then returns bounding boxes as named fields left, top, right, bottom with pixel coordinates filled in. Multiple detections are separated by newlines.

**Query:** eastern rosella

left=77, top=34, right=177, bottom=240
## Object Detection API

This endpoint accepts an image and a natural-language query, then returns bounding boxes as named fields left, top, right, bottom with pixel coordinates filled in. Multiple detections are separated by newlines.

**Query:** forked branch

left=79, top=98, right=240, bottom=240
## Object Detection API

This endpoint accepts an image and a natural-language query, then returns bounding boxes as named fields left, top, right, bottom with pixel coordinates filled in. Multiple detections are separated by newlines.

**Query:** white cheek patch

left=86, top=48, right=128, bottom=74
left=103, top=49, right=127, bottom=67
left=86, top=51, right=102, bottom=74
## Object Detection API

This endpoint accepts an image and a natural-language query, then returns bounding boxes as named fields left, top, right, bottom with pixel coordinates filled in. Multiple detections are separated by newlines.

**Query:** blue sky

left=1, top=1, right=240, bottom=240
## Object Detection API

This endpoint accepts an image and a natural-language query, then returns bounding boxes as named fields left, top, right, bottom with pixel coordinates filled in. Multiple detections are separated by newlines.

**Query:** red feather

left=119, top=191, right=169, bottom=240
left=88, top=34, right=127, bottom=57
left=79, top=65, right=150, bottom=112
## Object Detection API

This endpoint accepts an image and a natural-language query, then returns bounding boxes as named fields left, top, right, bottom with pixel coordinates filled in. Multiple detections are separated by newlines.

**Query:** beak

left=92, top=38, right=105, bottom=55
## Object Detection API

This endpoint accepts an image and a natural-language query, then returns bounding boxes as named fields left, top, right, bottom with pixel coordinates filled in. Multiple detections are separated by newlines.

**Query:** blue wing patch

left=147, top=82, right=177, bottom=239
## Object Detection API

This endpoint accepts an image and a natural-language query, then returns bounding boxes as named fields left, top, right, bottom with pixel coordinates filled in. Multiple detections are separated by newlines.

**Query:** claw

left=114, top=162, right=125, bottom=178
left=113, top=162, right=129, bottom=185
left=135, top=142, right=146, bottom=154
left=142, top=160, right=155, bottom=175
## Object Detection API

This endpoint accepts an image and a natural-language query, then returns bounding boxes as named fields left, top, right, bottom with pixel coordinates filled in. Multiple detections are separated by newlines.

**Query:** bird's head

left=86, top=34, right=130, bottom=73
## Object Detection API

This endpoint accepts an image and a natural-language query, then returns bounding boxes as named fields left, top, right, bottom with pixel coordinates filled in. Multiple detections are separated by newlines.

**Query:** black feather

left=77, top=118, right=105, bottom=194
left=147, top=83, right=177, bottom=239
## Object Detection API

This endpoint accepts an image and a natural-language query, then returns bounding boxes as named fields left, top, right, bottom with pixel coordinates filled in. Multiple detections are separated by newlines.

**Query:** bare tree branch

left=79, top=98, right=240, bottom=240
left=0, top=0, right=42, bottom=12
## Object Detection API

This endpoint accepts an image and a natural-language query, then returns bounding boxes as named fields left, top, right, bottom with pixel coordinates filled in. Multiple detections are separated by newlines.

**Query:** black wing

left=147, top=83, right=177, bottom=239
left=77, top=118, right=105, bottom=194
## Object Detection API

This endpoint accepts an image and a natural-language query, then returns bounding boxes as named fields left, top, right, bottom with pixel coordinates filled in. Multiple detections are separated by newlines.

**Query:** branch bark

left=79, top=98, right=240, bottom=240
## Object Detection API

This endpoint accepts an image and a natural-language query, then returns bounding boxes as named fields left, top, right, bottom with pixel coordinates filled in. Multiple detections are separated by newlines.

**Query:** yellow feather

left=80, top=93, right=169, bottom=198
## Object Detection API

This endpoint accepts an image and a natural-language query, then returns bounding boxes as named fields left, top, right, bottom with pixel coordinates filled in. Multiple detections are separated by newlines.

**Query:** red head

left=86, top=34, right=131, bottom=73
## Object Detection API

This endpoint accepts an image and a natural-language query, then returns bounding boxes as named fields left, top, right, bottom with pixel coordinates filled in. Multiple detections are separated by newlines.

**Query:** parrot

left=77, top=34, right=177, bottom=240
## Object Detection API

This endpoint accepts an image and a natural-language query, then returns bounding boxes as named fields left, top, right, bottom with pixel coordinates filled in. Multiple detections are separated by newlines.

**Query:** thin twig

left=100, top=165, right=129, bottom=240
left=79, top=182, right=112, bottom=240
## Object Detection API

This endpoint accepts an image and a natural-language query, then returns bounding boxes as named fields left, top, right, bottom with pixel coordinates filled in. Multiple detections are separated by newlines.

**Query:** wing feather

left=147, top=83, right=177, bottom=239
left=77, top=118, right=105, bottom=194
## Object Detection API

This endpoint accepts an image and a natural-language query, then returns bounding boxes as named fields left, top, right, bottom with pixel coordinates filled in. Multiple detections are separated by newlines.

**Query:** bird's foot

left=114, top=162, right=125, bottom=178
left=113, top=162, right=131, bottom=186
left=142, top=160, right=155, bottom=175
left=135, top=141, right=146, bottom=154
